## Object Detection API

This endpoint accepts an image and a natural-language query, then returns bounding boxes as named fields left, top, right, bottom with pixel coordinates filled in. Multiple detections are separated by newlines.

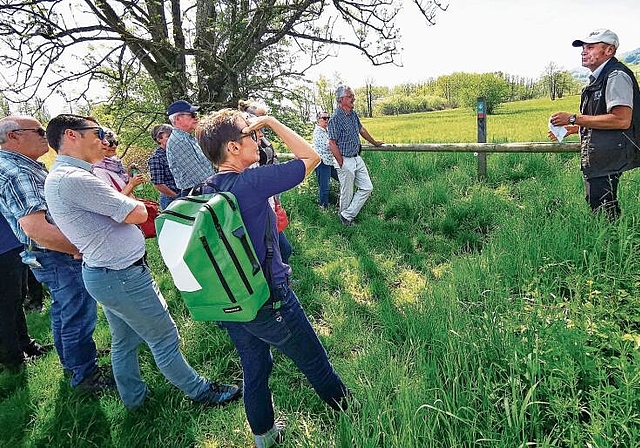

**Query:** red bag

left=139, top=199, right=159, bottom=238
left=273, top=197, right=289, bottom=233
left=104, top=170, right=158, bottom=238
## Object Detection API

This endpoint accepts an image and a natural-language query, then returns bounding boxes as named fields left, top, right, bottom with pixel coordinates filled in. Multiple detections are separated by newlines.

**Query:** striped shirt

left=0, top=149, right=50, bottom=248
left=327, top=107, right=362, bottom=157
left=166, top=128, right=215, bottom=190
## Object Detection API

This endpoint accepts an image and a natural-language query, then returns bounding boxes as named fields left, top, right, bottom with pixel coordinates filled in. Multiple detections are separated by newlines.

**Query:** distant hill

left=570, top=47, right=640, bottom=82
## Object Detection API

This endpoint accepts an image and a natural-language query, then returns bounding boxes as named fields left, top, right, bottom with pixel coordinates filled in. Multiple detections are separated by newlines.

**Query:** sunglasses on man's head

left=14, top=127, right=46, bottom=137
left=69, top=126, right=107, bottom=140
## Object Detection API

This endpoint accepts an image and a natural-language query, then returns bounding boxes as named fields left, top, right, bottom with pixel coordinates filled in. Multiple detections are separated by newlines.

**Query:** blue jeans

left=159, top=194, right=176, bottom=210
left=24, top=250, right=98, bottom=386
left=219, top=284, right=349, bottom=435
left=82, top=262, right=210, bottom=409
left=315, top=162, right=339, bottom=207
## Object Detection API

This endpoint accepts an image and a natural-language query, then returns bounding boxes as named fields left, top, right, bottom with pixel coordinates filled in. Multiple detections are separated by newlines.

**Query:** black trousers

left=585, top=173, right=621, bottom=220
left=0, top=247, right=31, bottom=365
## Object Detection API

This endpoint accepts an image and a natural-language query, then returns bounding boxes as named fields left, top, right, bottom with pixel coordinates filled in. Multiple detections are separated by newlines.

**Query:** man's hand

left=550, top=112, right=573, bottom=127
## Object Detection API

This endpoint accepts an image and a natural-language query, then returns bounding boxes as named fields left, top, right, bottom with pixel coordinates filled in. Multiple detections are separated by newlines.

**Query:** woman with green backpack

left=196, top=109, right=351, bottom=448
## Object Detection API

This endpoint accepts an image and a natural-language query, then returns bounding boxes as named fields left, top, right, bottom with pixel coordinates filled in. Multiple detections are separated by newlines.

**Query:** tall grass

left=3, top=95, right=639, bottom=447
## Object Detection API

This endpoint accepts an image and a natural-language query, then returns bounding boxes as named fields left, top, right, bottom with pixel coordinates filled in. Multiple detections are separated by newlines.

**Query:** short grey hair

left=335, top=85, right=352, bottom=102
left=168, top=113, right=179, bottom=125
left=151, top=124, right=173, bottom=141
left=0, top=119, right=20, bottom=145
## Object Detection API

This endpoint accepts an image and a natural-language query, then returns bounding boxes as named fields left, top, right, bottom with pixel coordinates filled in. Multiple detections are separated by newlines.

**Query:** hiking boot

left=75, top=365, right=116, bottom=394
left=339, top=213, right=354, bottom=227
left=196, top=382, right=242, bottom=407
left=254, top=420, right=285, bottom=448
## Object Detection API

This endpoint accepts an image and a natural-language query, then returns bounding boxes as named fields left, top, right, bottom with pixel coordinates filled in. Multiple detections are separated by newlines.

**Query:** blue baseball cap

left=167, top=100, right=200, bottom=116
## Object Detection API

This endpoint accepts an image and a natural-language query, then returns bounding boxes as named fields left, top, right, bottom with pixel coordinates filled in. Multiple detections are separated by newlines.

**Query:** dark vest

left=579, top=57, right=640, bottom=178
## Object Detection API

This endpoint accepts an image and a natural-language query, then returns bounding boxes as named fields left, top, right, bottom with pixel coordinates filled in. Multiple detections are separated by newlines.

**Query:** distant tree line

left=329, top=66, right=586, bottom=118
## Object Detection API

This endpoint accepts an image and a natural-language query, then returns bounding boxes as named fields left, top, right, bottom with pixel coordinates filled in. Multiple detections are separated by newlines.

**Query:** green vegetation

left=3, top=96, right=640, bottom=447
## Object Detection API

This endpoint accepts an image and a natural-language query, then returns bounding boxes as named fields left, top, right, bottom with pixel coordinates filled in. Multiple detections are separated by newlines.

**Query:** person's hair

left=335, top=85, right=351, bottom=102
left=151, top=124, right=173, bottom=142
left=46, top=114, right=98, bottom=153
left=196, top=108, right=245, bottom=167
left=168, top=113, right=179, bottom=125
left=0, top=118, right=20, bottom=145
left=238, top=99, right=268, bottom=116
left=317, top=111, right=329, bottom=119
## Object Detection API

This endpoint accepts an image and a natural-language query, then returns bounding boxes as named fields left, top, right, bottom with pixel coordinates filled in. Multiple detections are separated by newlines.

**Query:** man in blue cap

left=166, top=100, right=215, bottom=196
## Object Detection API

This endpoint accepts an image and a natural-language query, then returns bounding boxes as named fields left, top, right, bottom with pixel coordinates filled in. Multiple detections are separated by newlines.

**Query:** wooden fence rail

left=360, top=142, right=580, bottom=153
left=279, top=142, right=580, bottom=180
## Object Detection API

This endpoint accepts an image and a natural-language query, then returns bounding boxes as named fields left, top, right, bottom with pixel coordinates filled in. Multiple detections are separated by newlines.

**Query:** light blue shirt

left=44, top=155, right=145, bottom=269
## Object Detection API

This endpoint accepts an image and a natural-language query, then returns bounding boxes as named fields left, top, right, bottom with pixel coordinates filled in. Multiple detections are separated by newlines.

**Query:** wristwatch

left=569, top=114, right=577, bottom=125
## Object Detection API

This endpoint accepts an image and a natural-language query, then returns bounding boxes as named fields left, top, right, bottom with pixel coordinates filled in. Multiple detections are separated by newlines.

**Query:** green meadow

left=3, top=95, right=640, bottom=447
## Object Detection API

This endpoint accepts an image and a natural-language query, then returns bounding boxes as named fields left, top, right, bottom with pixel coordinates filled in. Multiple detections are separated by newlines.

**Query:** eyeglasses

left=236, top=130, right=258, bottom=143
left=68, top=126, right=106, bottom=140
left=14, top=128, right=46, bottom=137
left=177, top=112, right=198, bottom=119
left=319, top=116, right=329, bottom=121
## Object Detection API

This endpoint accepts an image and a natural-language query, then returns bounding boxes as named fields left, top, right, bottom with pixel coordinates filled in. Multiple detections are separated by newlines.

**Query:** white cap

left=572, top=29, right=619, bottom=49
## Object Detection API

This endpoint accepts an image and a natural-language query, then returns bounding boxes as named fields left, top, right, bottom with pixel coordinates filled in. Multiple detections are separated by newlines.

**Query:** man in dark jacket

left=550, top=28, right=640, bottom=219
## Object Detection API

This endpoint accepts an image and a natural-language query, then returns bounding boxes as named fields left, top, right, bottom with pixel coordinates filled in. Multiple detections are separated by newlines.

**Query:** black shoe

left=75, top=365, right=116, bottom=394
left=196, top=382, right=242, bottom=407
left=23, top=295, right=44, bottom=313
left=23, top=343, right=54, bottom=360
left=339, top=213, right=354, bottom=227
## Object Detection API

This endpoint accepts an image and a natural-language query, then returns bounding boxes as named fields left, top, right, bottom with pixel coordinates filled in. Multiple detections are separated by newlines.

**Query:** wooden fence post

left=477, top=97, right=487, bottom=180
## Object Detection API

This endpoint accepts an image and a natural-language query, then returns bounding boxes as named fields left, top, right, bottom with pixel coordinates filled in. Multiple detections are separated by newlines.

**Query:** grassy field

left=3, top=95, right=640, bottom=447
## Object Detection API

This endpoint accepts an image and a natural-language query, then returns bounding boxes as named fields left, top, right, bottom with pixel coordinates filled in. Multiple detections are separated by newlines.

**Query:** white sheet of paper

left=548, top=120, right=568, bottom=143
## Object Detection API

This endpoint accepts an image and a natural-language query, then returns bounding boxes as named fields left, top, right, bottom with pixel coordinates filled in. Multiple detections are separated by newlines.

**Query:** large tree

left=0, top=0, right=447, bottom=112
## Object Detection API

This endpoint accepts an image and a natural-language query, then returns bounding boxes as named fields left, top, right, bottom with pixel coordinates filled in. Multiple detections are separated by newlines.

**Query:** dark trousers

left=585, top=173, right=621, bottom=220
left=0, top=247, right=32, bottom=365
left=23, top=265, right=44, bottom=310
left=219, top=284, right=349, bottom=435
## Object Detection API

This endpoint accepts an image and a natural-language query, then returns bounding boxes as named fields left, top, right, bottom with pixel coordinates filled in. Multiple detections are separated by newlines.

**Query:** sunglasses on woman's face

left=237, top=130, right=258, bottom=143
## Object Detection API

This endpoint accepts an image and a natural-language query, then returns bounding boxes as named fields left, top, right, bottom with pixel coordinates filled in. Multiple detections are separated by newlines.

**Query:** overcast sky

left=306, top=0, right=640, bottom=87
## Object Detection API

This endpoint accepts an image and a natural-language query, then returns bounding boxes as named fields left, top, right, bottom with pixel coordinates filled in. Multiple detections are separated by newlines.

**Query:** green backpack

left=155, top=192, right=272, bottom=322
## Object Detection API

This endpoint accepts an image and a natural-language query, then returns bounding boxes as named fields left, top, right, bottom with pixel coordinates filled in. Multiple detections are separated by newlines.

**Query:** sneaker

left=254, top=420, right=285, bottom=448
left=75, top=365, right=116, bottom=394
left=196, top=382, right=242, bottom=407
left=339, top=213, right=354, bottom=227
